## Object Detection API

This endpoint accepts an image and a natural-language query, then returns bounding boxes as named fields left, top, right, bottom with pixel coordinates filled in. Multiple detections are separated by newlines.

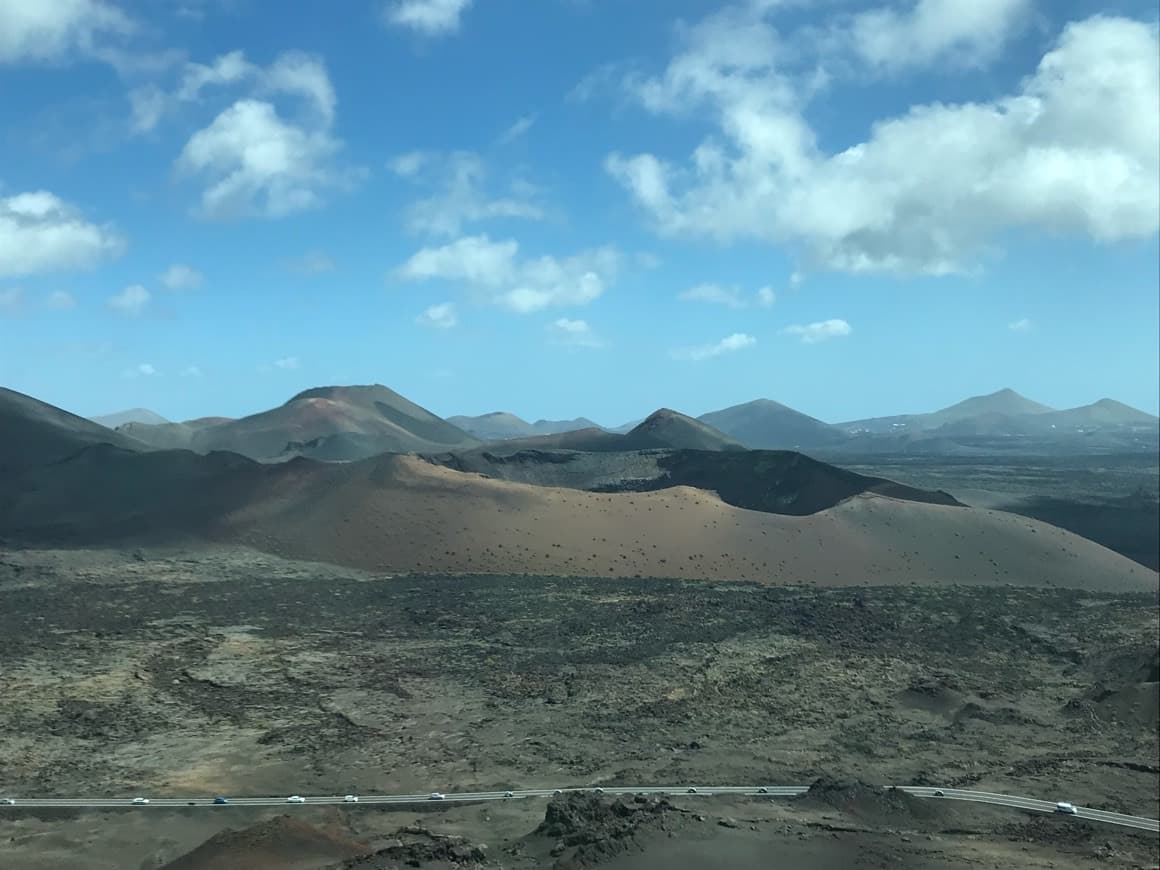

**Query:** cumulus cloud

left=605, top=9, right=1160, bottom=275
left=160, top=263, right=203, bottom=290
left=107, top=283, right=150, bottom=316
left=176, top=98, right=353, bottom=219
left=841, top=0, right=1034, bottom=72
left=395, top=234, right=620, bottom=314
left=121, top=362, right=158, bottom=378
left=672, top=332, right=756, bottom=361
left=548, top=317, right=603, bottom=348
left=0, top=191, right=124, bottom=277
left=1008, top=317, right=1032, bottom=332
left=416, top=301, right=458, bottom=328
left=383, top=0, right=473, bottom=36
left=783, top=318, right=851, bottom=343
left=153, top=51, right=358, bottom=218
left=0, top=0, right=134, bottom=64
left=46, top=290, right=77, bottom=309
left=390, top=151, right=545, bottom=237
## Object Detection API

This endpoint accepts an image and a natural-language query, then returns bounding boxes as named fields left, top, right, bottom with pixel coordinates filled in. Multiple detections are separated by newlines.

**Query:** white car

left=131, top=797, right=149, bottom=805
left=286, top=796, right=306, bottom=804
left=429, top=792, right=445, bottom=801
left=553, top=789, right=563, bottom=795
left=343, top=795, right=359, bottom=803
left=503, top=791, right=514, bottom=798
left=593, top=787, right=604, bottom=794
left=1, top=799, right=15, bottom=806
left=1055, top=801, right=1077, bottom=815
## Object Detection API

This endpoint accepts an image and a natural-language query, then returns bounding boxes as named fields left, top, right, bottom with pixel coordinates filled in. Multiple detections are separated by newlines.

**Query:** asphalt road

left=2, top=785, right=1157, bottom=832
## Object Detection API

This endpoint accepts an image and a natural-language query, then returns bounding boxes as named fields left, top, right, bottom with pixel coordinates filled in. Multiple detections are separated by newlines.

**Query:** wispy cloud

left=121, top=362, right=158, bottom=378
left=416, top=301, right=458, bottom=328
left=498, top=114, right=535, bottom=145
left=382, top=0, right=473, bottom=36
left=672, top=332, right=756, bottom=361
left=107, top=284, right=150, bottom=316
left=46, top=290, right=77, bottom=309
left=783, top=319, right=852, bottom=344
left=548, top=317, right=604, bottom=348
left=678, top=284, right=776, bottom=308
left=160, top=263, right=203, bottom=290
left=1007, top=317, right=1033, bottom=332
left=283, top=249, right=336, bottom=275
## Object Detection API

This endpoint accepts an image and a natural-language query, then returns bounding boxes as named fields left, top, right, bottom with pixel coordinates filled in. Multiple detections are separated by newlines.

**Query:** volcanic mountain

left=448, top=412, right=605, bottom=440
left=698, top=399, right=849, bottom=449
left=121, top=384, right=479, bottom=461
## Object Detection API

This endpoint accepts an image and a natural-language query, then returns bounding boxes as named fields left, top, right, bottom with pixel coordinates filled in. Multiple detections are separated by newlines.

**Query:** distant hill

left=120, top=385, right=479, bottom=462
left=90, top=408, right=169, bottom=428
left=838, top=388, right=1055, bottom=434
left=609, top=417, right=646, bottom=434
left=447, top=412, right=605, bottom=441
left=1042, top=399, right=1159, bottom=429
left=0, top=387, right=148, bottom=473
left=622, top=408, right=746, bottom=451
left=471, top=409, right=744, bottom=453
left=698, top=399, right=849, bottom=449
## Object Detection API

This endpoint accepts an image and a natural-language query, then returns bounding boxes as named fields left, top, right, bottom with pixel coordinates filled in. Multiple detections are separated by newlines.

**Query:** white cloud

left=1008, top=317, right=1032, bottom=332
left=606, top=11, right=1160, bottom=275
left=0, top=191, right=124, bottom=277
left=284, top=249, right=336, bottom=274
left=180, top=364, right=203, bottom=377
left=46, top=290, right=77, bottom=309
left=679, top=283, right=745, bottom=308
left=679, top=283, right=776, bottom=308
left=383, top=0, right=473, bottom=36
left=783, top=318, right=851, bottom=343
left=160, top=263, right=203, bottom=290
left=498, top=114, right=535, bottom=144
left=548, top=317, right=603, bottom=348
left=274, top=355, right=300, bottom=370
left=395, top=234, right=620, bottom=314
left=388, top=151, right=429, bottom=178
left=843, top=0, right=1034, bottom=72
left=392, top=151, right=545, bottom=237
left=176, top=98, right=352, bottom=219
left=121, top=362, right=158, bottom=378
left=0, top=287, right=22, bottom=311
left=107, top=283, right=150, bottom=316
left=672, top=332, right=756, bottom=361
left=416, top=301, right=458, bottom=329
left=0, top=0, right=134, bottom=64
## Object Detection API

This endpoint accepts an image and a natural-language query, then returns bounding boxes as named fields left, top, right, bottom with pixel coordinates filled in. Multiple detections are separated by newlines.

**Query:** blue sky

left=0, top=0, right=1157, bottom=427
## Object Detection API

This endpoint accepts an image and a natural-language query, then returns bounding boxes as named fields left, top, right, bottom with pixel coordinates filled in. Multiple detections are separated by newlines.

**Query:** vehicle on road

left=934, top=790, right=945, bottom=797
left=553, top=789, right=563, bottom=795
left=687, top=787, right=698, bottom=794
left=286, top=795, right=305, bottom=804
left=1055, top=802, right=1078, bottom=815
left=503, top=791, right=514, bottom=798
left=213, top=797, right=229, bottom=805
left=343, top=795, right=359, bottom=803
left=757, top=787, right=768, bottom=794
left=131, top=798, right=149, bottom=805
left=429, top=792, right=445, bottom=801
left=1, top=799, right=14, bottom=805
left=593, top=787, right=604, bottom=794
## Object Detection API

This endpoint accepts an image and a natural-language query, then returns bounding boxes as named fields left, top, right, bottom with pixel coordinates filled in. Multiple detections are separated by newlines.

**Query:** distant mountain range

left=87, top=386, right=1159, bottom=463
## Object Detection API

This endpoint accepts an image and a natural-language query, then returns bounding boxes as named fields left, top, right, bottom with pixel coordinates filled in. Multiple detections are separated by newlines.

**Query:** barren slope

left=0, top=386, right=148, bottom=472
left=221, top=455, right=1155, bottom=591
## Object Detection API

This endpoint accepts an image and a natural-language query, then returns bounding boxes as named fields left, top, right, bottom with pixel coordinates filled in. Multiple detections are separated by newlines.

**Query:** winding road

left=2, top=785, right=1157, bottom=832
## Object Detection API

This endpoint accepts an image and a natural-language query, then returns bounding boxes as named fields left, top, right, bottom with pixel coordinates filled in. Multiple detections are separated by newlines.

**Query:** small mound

left=622, top=409, right=746, bottom=452
left=160, top=815, right=369, bottom=870
left=898, top=674, right=968, bottom=718
left=334, top=825, right=487, bottom=869
left=797, top=777, right=949, bottom=829
left=526, top=792, right=676, bottom=869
